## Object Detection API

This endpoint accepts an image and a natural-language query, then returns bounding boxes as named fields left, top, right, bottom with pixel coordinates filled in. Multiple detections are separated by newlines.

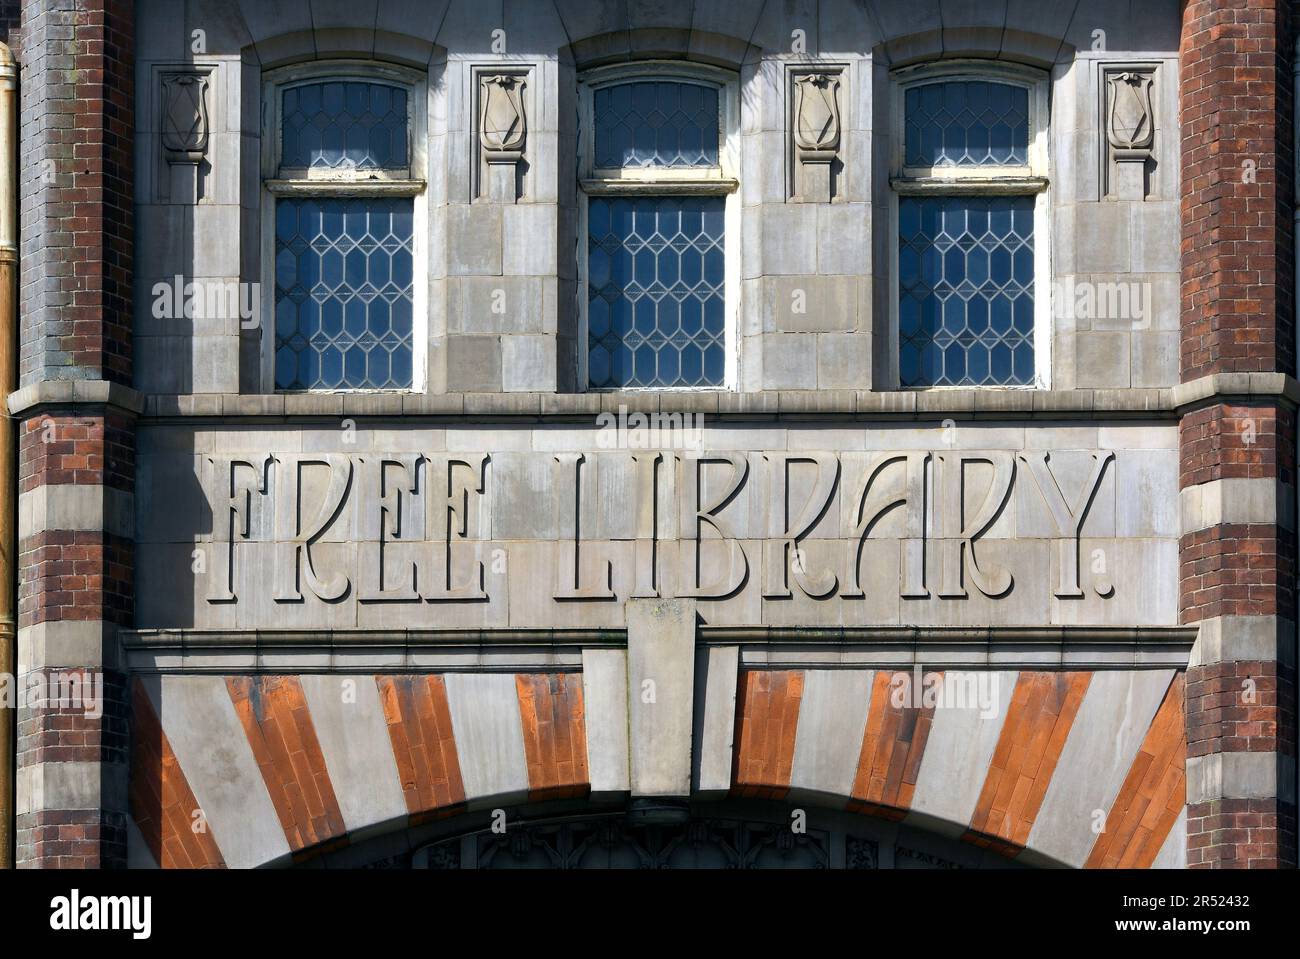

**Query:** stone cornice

left=14, top=377, right=1293, bottom=424
left=138, top=388, right=1177, bottom=421
left=121, top=624, right=1197, bottom=672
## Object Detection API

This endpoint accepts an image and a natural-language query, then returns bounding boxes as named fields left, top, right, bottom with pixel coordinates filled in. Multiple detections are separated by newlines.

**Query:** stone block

left=765, top=275, right=858, bottom=333
left=816, top=202, right=870, bottom=276
left=445, top=335, right=502, bottom=392
left=626, top=598, right=697, bottom=797
left=816, top=332, right=871, bottom=389
left=786, top=668, right=874, bottom=804
left=1075, top=331, right=1130, bottom=388
left=448, top=204, right=503, bottom=275
left=443, top=673, right=530, bottom=808
left=582, top=647, right=631, bottom=798
left=1026, top=669, right=1175, bottom=868
left=192, top=204, right=241, bottom=276
left=503, top=204, right=558, bottom=276
left=147, top=674, right=290, bottom=867
left=692, top=645, right=739, bottom=798
left=1115, top=450, right=1180, bottom=537
left=761, top=204, right=818, bottom=275
left=1131, top=331, right=1178, bottom=388
left=299, top=674, right=407, bottom=835
left=761, top=333, right=817, bottom=389
left=1130, top=201, right=1180, bottom=274
left=1074, top=202, right=1130, bottom=274
left=502, top=334, right=556, bottom=392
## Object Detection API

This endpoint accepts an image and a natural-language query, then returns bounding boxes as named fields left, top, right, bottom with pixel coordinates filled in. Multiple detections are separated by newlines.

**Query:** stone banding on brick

left=226, top=675, right=348, bottom=857
left=17, top=619, right=116, bottom=670
left=1178, top=0, right=1298, bottom=867
left=125, top=663, right=1189, bottom=869
left=964, top=671, right=1092, bottom=852
left=10, top=0, right=138, bottom=867
left=1084, top=674, right=1187, bottom=869
left=1190, top=615, right=1296, bottom=668
left=1180, top=478, right=1296, bottom=536
left=18, top=484, right=135, bottom=539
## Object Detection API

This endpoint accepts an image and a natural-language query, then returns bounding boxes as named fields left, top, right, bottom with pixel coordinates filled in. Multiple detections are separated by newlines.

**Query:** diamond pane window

left=898, top=195, right=1035, bottom=387
left=274, top=197, right=415, bottom=390
left=904, top=80, right=1029, bottom=168
left=587, top=196, right=726, bottom=388
left=594, top=81, right=719, bottom=168
left=281, top=81, right=409, bottom=171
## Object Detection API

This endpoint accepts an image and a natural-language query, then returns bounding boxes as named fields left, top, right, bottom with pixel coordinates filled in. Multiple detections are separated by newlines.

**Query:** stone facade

left=1, top=0, right=1295, bottom=869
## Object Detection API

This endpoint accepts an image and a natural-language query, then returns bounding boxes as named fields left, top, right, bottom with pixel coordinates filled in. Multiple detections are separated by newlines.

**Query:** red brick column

left=1179, top=0, right=1297, bottom=868
left=11, top=0, right=135, bottom=868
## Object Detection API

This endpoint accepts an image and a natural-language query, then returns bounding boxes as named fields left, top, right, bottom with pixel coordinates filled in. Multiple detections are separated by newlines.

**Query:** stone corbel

left=160, top=69, right=211, bottom=204
left=1103, top=66, right=1156, bottom=201
left=478, top=70, right=528, bottom=203
left=792, top=70, right=842, bottom=203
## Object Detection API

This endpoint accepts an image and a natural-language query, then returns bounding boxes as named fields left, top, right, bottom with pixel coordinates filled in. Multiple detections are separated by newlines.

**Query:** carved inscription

left=202, top=449, right=1117, bottom=609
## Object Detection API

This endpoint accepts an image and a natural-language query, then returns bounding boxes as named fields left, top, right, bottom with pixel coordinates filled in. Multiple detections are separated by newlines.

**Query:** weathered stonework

left=1, top=0, right=1294, bottom=872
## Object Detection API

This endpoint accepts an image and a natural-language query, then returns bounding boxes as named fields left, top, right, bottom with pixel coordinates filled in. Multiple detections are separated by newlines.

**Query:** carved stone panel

left=1101, top=64, right=1158, bottom=201
left=134, top=423, right=1181, bottom=633
left=790, top=67, right=844, bottom=203
left=475, top=66, right=531, bottom=203
left=156, top=64, right=216, bottom=204
left=161, top=71, right=210, bottom=163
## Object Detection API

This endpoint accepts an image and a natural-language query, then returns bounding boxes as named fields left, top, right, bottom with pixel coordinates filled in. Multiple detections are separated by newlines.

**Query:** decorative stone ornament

left=162, top=71, right=210, bottom=162
left=479, top=72, right=527, bottom=202
left=793, top=73, right=841, bottom=154
left=1102, top=66, right=1157, bottom=200
left=160, top=70, right=211, bottom=204
left=792, top=70, right=842, bottom=203
left=1106, top=71, right=1155, bottom=157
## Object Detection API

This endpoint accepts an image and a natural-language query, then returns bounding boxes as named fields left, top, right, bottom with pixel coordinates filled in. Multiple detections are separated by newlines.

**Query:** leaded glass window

left=904, top=81, right=1029, bottom=168
left=582, top=70, right=734, bottom=390
left=281, top=81, right=409, bottom=171
left=898, top=196, right=1035, bottom=387
left=274, top=198, right=415, bottom=390
left=593, top=81, right=720, bottom=169
left=266, top=68, right=424, bottom=392
left=587, top=197, right=726, bottom=389
left=895, top=70, right=1045, bottom=388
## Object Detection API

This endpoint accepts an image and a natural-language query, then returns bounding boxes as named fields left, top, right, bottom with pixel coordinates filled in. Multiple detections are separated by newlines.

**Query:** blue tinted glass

left=588, top=195, right=725, bottom=388
left=594, top=81, right=719, bottom=168
left=898, top=195, right=1034, bottom=387
left=274, top=197, right=415, bottom=390
left=904, top=80, right=1029, bottom=167
left=282, top=81, right=408, bottom=170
